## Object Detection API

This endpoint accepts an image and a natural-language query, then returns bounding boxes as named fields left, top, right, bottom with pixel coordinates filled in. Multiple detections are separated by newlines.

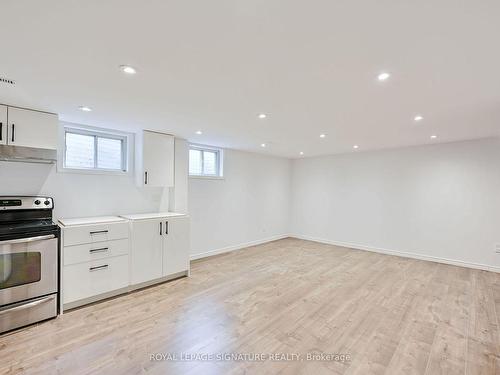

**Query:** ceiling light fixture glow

left=258, top=113, right=267, bottom=119
left=353, top=145, right=359, bottom=149
left=195, top=130, right=202, bottom=135
left=319, top=134, right=326, bottom=138
left=430, top=135, right=437, bottom=139
left=120, top=65, right=137, bottom=74
left=261, top=143, right=266, bottom=147
left=414, top=115, right=424, bottom=122
left=78, top=106, right=92, bottom=112
left=299, top=151, right=304, bottom=155
left=377, top=72, right=390, bottom=81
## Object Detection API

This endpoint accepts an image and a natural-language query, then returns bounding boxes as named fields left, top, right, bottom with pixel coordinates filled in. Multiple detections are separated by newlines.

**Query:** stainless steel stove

left=0, top=196, right=60, bottom=334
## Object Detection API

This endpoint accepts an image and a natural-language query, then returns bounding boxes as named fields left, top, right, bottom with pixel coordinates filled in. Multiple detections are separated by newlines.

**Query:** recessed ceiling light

left=319, top=134, right=326, bottom=138
left=258, top=113, right=267, bottom=119
left=299, top=151, right=304, bottom=155
left=353, top=145, right=359, bottom=149
left=414, top=115, right=424, bottom=122
left=120, top=65, right=137, bottom=74
left=78, top=106, right=92, bottom=112
left=377, top=72, right=390, bottom=81
left=261, top=143, right=266, bottom=148
left=430, top=135, right=437, bottom=139
left=195, top=130, right=202, bottom=135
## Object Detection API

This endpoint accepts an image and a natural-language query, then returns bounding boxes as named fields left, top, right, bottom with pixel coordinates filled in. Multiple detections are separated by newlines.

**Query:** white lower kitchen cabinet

left=59, top=213, right=189, bottom=310
left=59, top=216, right=130, bottom=310
left=120, top=212, right=190, bottom=289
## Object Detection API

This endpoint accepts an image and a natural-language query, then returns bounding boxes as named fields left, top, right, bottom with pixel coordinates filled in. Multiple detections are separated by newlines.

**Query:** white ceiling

left=1, top=0, right=499, bottom=158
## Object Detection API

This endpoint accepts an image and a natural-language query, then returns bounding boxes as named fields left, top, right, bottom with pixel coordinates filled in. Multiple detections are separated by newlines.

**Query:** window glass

left=203, top=150, right=217, bottom=175
left=188, top=145, right=223, bottom=177
left=64, top=128, right=128, bottom=172
left=189, top=149, right=203, bottom=175
left=65, top=132, right=95, bottom=169
left=97, top=137, right=123, bottom=170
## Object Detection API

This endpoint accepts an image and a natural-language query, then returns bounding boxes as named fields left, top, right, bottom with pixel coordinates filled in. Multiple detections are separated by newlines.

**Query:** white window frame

left=58, top=123, right=134, bottom=176
left=188, top=144, right=224, bottom=179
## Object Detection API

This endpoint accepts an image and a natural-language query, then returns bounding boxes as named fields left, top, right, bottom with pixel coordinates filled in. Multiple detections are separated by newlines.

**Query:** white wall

left=291, top=138, right=500, bottom=271
left=0, top=161, right=168, bottom=220
left=188, top=149, right=291, bottom=258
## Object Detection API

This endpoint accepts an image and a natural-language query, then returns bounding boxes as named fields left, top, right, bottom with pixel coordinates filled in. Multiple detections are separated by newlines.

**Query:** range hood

left=0, top=144, right=57, bottom=164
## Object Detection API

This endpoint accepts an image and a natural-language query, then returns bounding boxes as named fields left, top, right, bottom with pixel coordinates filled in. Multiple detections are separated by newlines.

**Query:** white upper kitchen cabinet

left=7, top=107, right=58, bottom=149
left=0, top=105, right=6, bottom=145
left=141, top=130, right=174, bottom=187
left=162, top=216, right=190, bottom=277
left=129, top=218, right=164, bottom=285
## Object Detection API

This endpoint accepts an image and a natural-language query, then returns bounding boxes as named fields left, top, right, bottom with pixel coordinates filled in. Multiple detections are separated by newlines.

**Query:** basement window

left=63, top=127, right=128, bottom=173
left=189, top=144, right=223, bottom=178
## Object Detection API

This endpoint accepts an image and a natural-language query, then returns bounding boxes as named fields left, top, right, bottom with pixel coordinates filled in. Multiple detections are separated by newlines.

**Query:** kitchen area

left=0, top=103, right=190, bottom=333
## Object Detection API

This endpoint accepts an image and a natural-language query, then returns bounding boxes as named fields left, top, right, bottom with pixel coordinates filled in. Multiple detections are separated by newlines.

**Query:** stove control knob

left=44, top=200, right=50, bottom=206
left=34, top=200, right=41, bottom=205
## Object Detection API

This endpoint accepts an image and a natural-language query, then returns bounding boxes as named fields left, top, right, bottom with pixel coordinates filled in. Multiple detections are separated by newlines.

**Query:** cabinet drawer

left=63, top=222, right=128, bottom=246
left=64, top=239, right=129, bottom=266
left=63, top=255, right=129, bottom=304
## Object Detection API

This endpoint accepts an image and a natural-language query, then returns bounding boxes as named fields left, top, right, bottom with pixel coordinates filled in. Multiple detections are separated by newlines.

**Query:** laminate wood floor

left=1, top=238, right=499, bottom=374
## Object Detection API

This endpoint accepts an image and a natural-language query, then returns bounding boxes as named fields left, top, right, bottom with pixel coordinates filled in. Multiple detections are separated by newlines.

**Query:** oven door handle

left=0, top=234, right=55, bottom=245
left=0, top=295, right=55, bottom=316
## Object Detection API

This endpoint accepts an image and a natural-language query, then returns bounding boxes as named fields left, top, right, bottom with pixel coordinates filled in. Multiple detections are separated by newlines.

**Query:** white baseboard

left=190, top=234, right=290, bottom=260
left=292, top=234, right=500, bottom=274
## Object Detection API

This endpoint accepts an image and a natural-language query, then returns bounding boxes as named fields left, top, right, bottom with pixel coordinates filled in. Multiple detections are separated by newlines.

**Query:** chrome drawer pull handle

left=90, top=230, right=108, bottom=235
left=89, top=264, right=108, bottom=272
left=89, top=247, right=108, bottom=253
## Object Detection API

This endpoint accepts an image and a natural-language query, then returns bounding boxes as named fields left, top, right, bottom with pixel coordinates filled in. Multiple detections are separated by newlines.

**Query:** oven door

left=0, top=234, right=58, bottom=306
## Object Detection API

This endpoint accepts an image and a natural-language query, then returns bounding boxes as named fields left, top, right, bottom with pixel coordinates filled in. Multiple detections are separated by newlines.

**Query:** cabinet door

left=0, top=105, right=6, bottom=145
left=143, top=130, right=174, bottom=187
left=7, top=107, right=58, bottom=149
left=163, top=216, right=190, bottom=276
left=130, top=219, right=163, bottom=285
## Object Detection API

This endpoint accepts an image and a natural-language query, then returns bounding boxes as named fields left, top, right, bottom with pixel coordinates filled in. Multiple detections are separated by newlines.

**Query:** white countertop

left=58, top=216, right=127, bottom=227
left=119, top=212, right=187, bottom=220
